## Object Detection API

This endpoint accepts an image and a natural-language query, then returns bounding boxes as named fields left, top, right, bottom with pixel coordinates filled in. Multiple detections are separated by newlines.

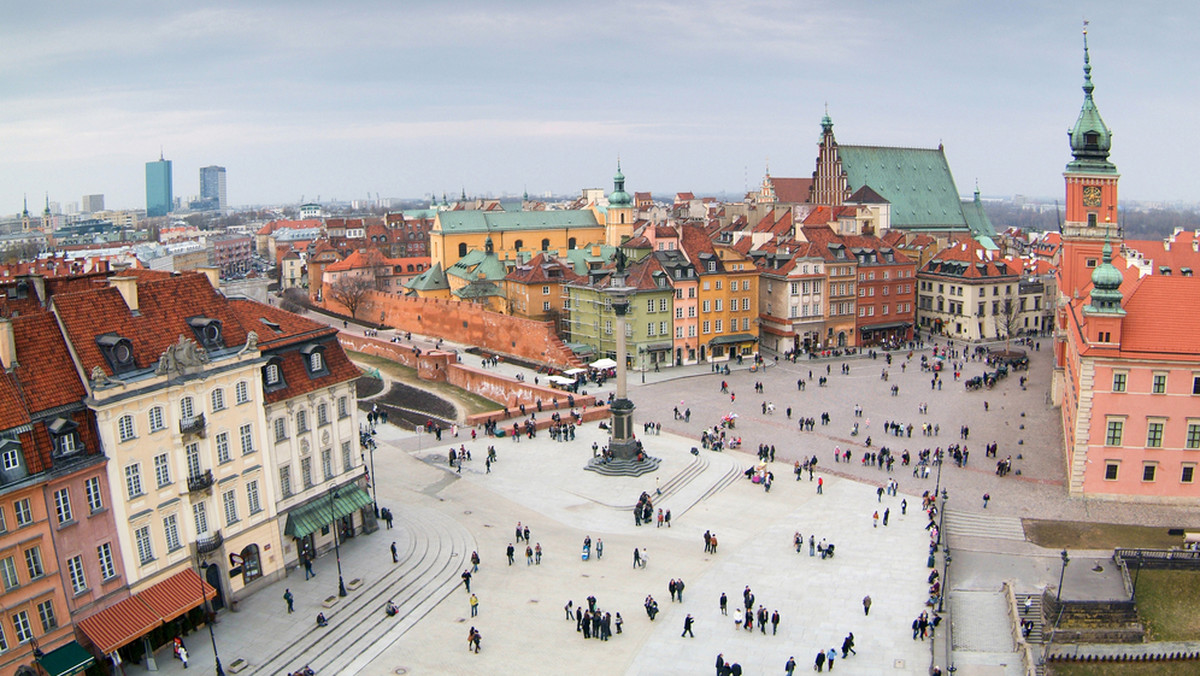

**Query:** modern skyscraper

left=200, top=165, right=227, bottom=210
left=145, top=153, right=173, bottom=217
left=82, top=194, right=105, bottom=213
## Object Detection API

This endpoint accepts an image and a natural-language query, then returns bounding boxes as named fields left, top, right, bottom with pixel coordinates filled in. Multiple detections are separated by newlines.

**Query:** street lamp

left=939, top=550, right=951, bottom=613
left=329, top=486, right=348, bottom=597
left=1056, top=549, right=1070, bottom=603
left=1131, top=552, right=1144, bottom=603
left=639, top=347, right=646, bottom=383
left=196, top=554, right=226, bottom=675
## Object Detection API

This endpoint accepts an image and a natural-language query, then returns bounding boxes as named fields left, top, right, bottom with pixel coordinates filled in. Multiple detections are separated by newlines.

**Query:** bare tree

left=997, top=295, right=1021, bottom=353
left=328, top=275, right=374, bottom=320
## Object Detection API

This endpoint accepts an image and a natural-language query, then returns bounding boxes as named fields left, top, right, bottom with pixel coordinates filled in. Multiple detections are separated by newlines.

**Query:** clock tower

left=1060, top=25, right=1120, bottom=300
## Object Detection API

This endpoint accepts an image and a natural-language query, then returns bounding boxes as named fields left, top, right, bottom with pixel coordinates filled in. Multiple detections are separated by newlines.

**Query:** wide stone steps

left=250, top=505, right=474, bottom=676
left=1015, top=593, right=1045, bottom=643
left=943, top=509, right=1026, bottom=542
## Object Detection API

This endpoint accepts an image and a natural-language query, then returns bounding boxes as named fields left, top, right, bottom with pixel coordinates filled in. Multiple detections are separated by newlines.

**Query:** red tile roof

left=504, top=254, right=582, bottom=285
left=767, top=177, right=813, bottom=204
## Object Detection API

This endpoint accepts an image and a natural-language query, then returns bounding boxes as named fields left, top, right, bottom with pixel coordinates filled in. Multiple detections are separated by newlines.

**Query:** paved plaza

left=119, top=322, right=1200, bottom=675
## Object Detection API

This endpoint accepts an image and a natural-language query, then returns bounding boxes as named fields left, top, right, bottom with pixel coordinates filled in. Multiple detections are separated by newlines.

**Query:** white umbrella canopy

left=590, top=358, right=618, bottom=369
left=563, top=368, right=587, bottom=376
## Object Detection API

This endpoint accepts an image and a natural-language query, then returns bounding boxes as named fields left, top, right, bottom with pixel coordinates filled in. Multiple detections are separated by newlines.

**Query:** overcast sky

left=2, top=1, right=1196, bottom=213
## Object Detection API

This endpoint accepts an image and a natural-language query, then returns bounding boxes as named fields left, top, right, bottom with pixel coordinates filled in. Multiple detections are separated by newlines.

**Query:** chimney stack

left=109, top=276, right=138, bottom=312
left=0, top=317, right=15, bottom=369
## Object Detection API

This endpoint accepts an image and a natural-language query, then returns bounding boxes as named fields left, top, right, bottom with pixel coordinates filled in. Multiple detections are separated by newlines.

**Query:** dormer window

left=263, top=358, right=286, bottom=392
left=96, top=333, right=136, bottom=374
left=300, top=344, right=329, bottom=378
left=48, top=418, right=83, bottom=458
left=187, top=317, right=224, bottom=350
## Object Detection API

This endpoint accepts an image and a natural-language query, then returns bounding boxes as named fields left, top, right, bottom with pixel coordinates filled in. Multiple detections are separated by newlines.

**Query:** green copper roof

left=961, top=189, right=997, bottom=238
left=609, top=162, right=633, bottom=208
left=405, top=262, right=449, bottom=291
left=1086, top=238, right=1125, bottom=314
left=1067, top=29, right=1116, bottom=174
left=837, top=144, right=968, bottom=231
left=446, top=249, right=509, bottom=282
left=563, top=244, right=616, bottom=275
left=434, top=209, right=600, bottom=234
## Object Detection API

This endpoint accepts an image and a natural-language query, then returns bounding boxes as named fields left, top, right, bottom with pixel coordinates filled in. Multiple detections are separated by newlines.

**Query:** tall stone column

left=608, top=284, right=637, bottom=460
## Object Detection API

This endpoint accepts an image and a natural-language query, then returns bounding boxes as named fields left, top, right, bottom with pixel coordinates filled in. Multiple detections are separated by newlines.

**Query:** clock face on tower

left=1082, top=185, right=1102, bottom=208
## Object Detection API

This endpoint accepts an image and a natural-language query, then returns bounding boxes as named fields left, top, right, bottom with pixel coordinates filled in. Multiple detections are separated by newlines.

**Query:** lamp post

left=639, top=347, right=646, bottom=383
left=196, top=554, right=226, bottom=675
left=1056, top=549, right=1070, bottom=603
left=1130, top=552, right=1144, bottom=603
left=329, top=486, right=347, bottom=597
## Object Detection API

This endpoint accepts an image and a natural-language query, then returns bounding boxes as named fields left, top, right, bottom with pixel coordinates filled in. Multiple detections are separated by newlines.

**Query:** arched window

left=241, top=544, right=262, bottom=582
left=458, top=243, right=468, bottom=257
left=541, top=238, right=550, bottom=251
left=514, top=239, right=524, bottom=251
left=568, top=237, right=577, bottom=249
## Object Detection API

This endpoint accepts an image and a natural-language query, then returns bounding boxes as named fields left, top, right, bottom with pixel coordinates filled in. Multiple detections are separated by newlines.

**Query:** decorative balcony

left=187, top=470, right=214, bottom=493
left=195, top=530, right=223, bottom=555
left=180, top=413, right=207, bottom=438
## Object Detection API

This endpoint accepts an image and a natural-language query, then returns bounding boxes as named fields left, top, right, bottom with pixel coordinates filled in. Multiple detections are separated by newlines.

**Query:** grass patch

left=347, top=350, right=502, bottom=417
left=1135, top=569, right=1200, bottom=642
left=1023, top=519, right=1185, bottom=550
left=1049, top=662, right=1200, bottom=676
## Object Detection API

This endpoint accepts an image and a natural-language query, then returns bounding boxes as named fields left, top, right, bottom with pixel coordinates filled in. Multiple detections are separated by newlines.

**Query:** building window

left=702, top=321, right=710, bottom=334
left=1187, top=422, right=1200, bottom=449
left=0, top=507, right=5, bottom=533
left=164, top=514, right=181, bottom=552
left=301, top=458, right=313, bottom=488
left=1147, top=420, right=1165, bottom=448
left=1105, top=419, right=1124, bottom=446
left=0, top=557, right=17, bottom=591
left=216, top=432, right=231, bottom=464
left=702, top=300, right=710, bottom=313
left=25, top=546, right=44, bottom=579
left=0, top=623, right=8, bottom=653
left=240, top=423, right=255, bottom=455
left=297, top=410, right=308, bottom=434
left=211, top=388, right=226, bottom=412
left=309, top=351, right=324, bottom=372
left=1112, top=372, right=1127, bottom=392
left=322, top=448, right=333, bottom=480
left=193, top=502, right=208, bottom=535
left=247, top=480, right=261, bottom=514
left=118, top=414, right=135, bottom=442
left=1183, top=464, right=1196, bottom=484
left=338, top=396, right=349, bottom=419
left=274, top=418, right=287, bottom=443
left=186, top=443, right=201, bottom=480
left=148, top=406, right=165, bottom=432
left=235, top=381, right=250, bottom=404
left=714, top=319, right=723, bottom=333
left=1143, top=463, right=1157, bottom=482
left=1152, top=373, right=1167, bottom=394
left=180, top=396, right=195, bottom=420
left=280, top=466, right=292, bottom=498
left=36, top=599, right=57, bottom=632
left=265, top=362, right=283, bottom=387
left=154, top=454, right=171, bottom=488
left=97, top=543, right=116, bottom=580
left=342, top=440, right=353, bottom=471
left=318, top=403, right=329, bottom=426
left=1194, top=375, right=1200, bottom=395
left=53, top=488, right=73, bottom=524
left=1104, top=462, right=1120, bottom=481
left=1, top=444, right=17, bottom=471
left=223, top=490, right=239, bottom=525
left=134, top=525, right=154, bottom=564
left=12, top=610, right=33, bottom=643
left=124, top=464, right=144, bottom=499
left=85, top=477, right=103, bottom=512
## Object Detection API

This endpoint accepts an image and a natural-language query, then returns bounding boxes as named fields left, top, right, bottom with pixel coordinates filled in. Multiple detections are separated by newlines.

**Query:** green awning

left=284, top=485, right=374, bottom=538
left=708, top=333, right=758, bottom=346
left=37, top=641, right=94, bottom=676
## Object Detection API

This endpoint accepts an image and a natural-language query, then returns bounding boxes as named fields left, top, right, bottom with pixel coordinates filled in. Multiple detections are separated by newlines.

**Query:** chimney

left=0, top=317, right=15, bottom=369
left=197, top=266, right=220, bottom=289
left=109, top=276, right=138, bottom=311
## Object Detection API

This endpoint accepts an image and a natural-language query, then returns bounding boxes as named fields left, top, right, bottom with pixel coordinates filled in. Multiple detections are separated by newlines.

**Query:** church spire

left=1067, top=22, right=1115, bottom=173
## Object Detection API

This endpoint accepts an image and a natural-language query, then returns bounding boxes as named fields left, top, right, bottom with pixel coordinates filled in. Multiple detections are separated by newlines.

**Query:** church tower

left=809, top=109, right=850, bottom=206
left=1060, top=25, right=1120, bottom=300
left=20, top=194, right=31, bottom=232
left=605, top=162, right=635, bottom=246
left=41, top=193, right=52, bottom=232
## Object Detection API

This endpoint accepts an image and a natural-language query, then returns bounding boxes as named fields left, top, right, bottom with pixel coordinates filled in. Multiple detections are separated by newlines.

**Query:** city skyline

left=3, top=1, right=1197, bottom=213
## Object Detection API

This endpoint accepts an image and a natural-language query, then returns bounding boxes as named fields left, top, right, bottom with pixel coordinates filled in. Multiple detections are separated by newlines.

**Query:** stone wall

left=324, top=291, right=582, bottom=368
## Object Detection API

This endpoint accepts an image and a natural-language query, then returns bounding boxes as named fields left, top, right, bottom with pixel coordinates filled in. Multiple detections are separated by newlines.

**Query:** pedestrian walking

left=771, top=609, right=780, bottom=635
left=535, top=542, right=542, bottom=564
left=720, top=592, right=728, bottom=615
left=983, top=493, right=990, bottom=509
left=873, top=511, right=879, bottom=528
left=507, top=543, right=515, bottom=565
left=883, top=508, right=890, bottom=526
left=471, top=550, right=480, bottom=572
left=826, top=648, right=837, bottom=671
left=785, top=656, right=796, bottom=675
left=863, top=595, right=872, bottom=616
left=284, top=589, right=294, bottom=613
left=665, top=509, right=672, bottom=527
left=469, top=593, right=478, bottom=617
left=391, top=541, right=398, bottom=563
left=178, top=646, right=188, bottom=669
left=596, top=538, right=603, bottom=559
left=681, top=614, right=695, bottom=637
left=817, top=477, right=823, bottom=494
left=815, top=650, right=826, bottom=672
left=565, top=600, right=573, bottom=620
left=303, top=558, right=315, bottom=579
left=633, top=548, right=642, bottom=568
left=462, top=569, right=471, bottom=592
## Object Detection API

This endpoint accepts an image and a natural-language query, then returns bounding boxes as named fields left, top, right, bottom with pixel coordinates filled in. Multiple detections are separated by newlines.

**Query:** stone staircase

left=1015, top=593, right=1045, bottom=643
left=943, top=509, right=1027, bottom=542
left=584, top=454, right=662, bottom=476
left=248, top=505, right=475, bottom=675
